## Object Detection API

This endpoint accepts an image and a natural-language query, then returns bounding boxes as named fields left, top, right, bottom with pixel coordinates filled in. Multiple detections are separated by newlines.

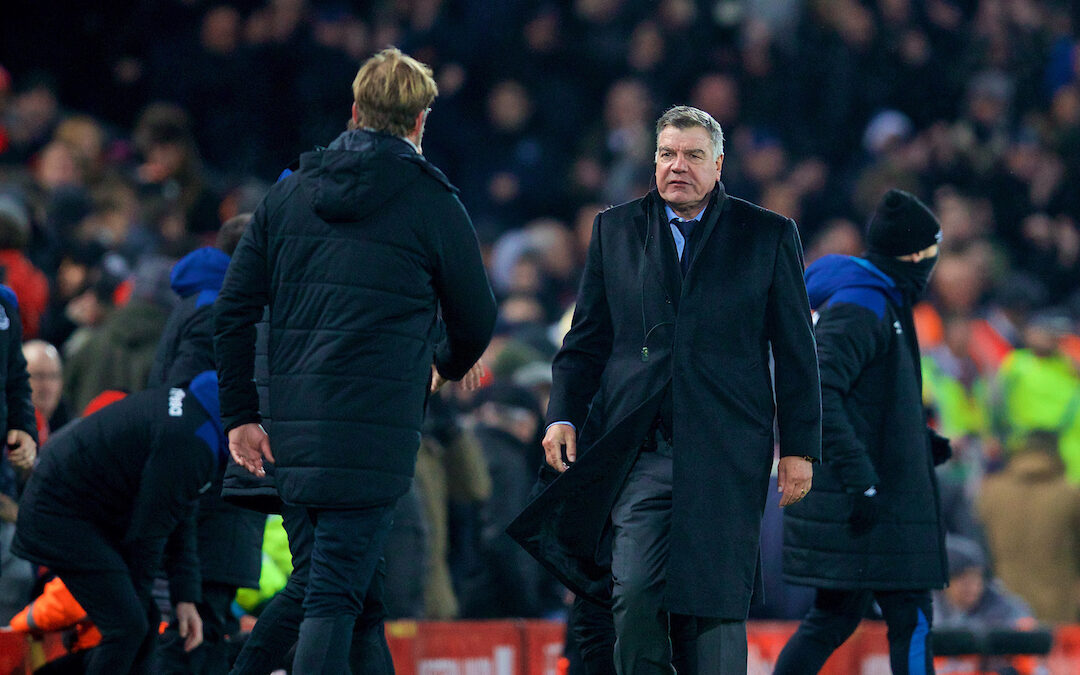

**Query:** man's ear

left=351, top=102, right=360, bottom=125
left=715, top=154, right=724, bottom=178
left=412, top=108, right=427, bottom=137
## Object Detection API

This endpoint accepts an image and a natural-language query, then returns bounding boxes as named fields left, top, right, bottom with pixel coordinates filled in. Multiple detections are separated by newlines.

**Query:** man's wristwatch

left=801, top=455, right=818, bottom=464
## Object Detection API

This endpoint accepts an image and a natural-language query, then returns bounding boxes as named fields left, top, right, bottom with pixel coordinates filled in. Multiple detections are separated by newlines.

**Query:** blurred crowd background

left=3, top=0, right=1080, bottom=640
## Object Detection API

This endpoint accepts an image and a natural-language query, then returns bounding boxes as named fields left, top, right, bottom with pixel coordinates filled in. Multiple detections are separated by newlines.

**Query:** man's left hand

left=6, top=429, right=36, bottom=471
left=777, top=456, right=813, bottom=507
left=228, top=423, right=273, bottom=477
left=175, top=601, right=203, bottom=652
left=0, top=494, right=17, bottom=523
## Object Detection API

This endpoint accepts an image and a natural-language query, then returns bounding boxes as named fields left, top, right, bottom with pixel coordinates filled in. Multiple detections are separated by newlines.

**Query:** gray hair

left=655, top=106, right=724, bottom=160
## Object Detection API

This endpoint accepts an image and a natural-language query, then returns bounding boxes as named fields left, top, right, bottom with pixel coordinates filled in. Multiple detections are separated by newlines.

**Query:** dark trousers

left=773, top=588, right=935, bottom=675
left=569, top=595, right=617, bottom=675
left=156, top=581, right=239, bottom=674
left=57, top=567, right=159, bottom=675
left=229, top=503, right=395, bottom=675
left=567, top=595, right=731, bottom=675
left=609, top=433, right=747, bottom=675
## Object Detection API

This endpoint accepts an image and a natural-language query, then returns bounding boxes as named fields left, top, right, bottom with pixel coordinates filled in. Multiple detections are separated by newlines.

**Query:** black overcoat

left=508, top=184, right=821, bottom=620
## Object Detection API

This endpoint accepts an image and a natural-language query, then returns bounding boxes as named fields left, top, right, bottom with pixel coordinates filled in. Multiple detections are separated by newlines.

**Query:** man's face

left=25, top=349, right=62, bottom=418
left=655, top=125, right=722, bottom=217
left=944, top=567, right=984, bottom=613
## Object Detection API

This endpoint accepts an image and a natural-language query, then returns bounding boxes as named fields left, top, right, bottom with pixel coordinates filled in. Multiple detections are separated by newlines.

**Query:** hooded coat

left=148, top=246, right=231, bottom=388
left=148, top=247, right=264, bottom=589
left=782, top=255, right=947, bottom=591
left=214, top=129, right=496, bottom=509
left=508, top=185, right=821, bottom=620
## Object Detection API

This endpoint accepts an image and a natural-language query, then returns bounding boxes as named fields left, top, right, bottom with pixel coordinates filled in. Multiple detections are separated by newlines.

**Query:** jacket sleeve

left=165, top=306, right=215, bottom=386
left=546, top=213, right=613, bottom=430
left=214, top=203, right=270, bottom=432
left=766, top=219, right=821, bottom=461
left=123, top=416, right=213, bottom=591
left=162, top=500, right=202, bottom=605
left=5, top=296, right=37, bottom=441
left=430, top=194, right=497, bottom=381
left=7, top=577, right=87, bottom=633
left=815, top=301, right=886, bottom=491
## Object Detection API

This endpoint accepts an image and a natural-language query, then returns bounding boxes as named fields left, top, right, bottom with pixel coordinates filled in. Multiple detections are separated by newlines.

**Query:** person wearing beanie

left=777, top=188, right=950, bottom=674
left=933, top=534, right=1032, bottom=632
left=12, top=371, right=229, bottom=675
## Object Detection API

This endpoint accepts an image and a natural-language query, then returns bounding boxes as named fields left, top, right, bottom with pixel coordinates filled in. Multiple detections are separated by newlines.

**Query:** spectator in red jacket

left=0, top=192, right=48, bottom=339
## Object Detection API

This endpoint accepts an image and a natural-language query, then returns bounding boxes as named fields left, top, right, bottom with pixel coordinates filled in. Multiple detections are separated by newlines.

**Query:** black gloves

left=929, top=429, right=952, bottom=466
left=848, top=486, right=880, bottom=537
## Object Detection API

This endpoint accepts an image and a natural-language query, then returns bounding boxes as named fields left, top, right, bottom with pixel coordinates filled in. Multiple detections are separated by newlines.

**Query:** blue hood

left=804, top=255, right=902, bottom=319
left=188, top=370, right=228, bottom=467
left=170, top=247, right=230, bottom=304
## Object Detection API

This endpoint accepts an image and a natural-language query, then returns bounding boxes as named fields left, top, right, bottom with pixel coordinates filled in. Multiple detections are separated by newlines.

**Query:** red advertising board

left=9, top=619, right=1080, bottom=674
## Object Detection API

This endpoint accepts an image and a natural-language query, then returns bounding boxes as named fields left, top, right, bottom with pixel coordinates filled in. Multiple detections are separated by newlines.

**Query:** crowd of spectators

left=2, top=0, right=1080, bottom=644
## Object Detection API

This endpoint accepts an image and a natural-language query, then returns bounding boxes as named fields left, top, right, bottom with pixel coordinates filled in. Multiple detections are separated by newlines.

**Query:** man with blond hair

left=216, top=48, right=495, bottom=673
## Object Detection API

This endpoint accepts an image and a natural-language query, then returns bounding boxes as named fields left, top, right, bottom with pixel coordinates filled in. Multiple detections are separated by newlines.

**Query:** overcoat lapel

left=640, top=192, right=682, bottom=310
left=640, top=184, right=728, bottom=304
left=683, top=182, right=727, bottom=283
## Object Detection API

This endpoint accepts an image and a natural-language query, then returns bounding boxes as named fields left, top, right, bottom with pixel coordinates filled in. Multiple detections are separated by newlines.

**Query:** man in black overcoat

left=775, top=189, right=949, bottom=674
left=214, top=47, right=496, bottom=673
left=508, top=106, right=821, bottom=674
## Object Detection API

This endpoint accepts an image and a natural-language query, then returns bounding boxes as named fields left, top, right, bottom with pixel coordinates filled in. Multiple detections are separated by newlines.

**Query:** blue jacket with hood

left=782, top=255, right=947, bottom=591
left=148, top=248, right=265, bottom=589
left=149, top=247, right=231, bottom=388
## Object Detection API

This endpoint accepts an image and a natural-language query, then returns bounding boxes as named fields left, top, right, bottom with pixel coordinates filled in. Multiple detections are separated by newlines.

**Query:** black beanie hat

left=865, top=189, right=942, bottom=256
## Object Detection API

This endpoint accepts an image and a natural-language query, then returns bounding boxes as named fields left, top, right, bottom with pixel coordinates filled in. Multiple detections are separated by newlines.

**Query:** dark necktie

left=672, top=218, right=698, bottom=275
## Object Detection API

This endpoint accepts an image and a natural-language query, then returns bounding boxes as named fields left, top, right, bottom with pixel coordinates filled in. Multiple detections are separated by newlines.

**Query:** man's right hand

left=543, top=423, right=576, bottom=473
left=848, top=486, right=880, bottom=537
left=6, top=429, right=36, bottom=471
left=228, top=423, right=274, bottom=478
left=430, top=360, right=486, bottom=394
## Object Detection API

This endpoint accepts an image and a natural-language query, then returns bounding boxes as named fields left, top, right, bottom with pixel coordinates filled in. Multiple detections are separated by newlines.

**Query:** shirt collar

left=361, top=127, right=420, bottom=153
left=664, top=203, right=707, bottom=223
